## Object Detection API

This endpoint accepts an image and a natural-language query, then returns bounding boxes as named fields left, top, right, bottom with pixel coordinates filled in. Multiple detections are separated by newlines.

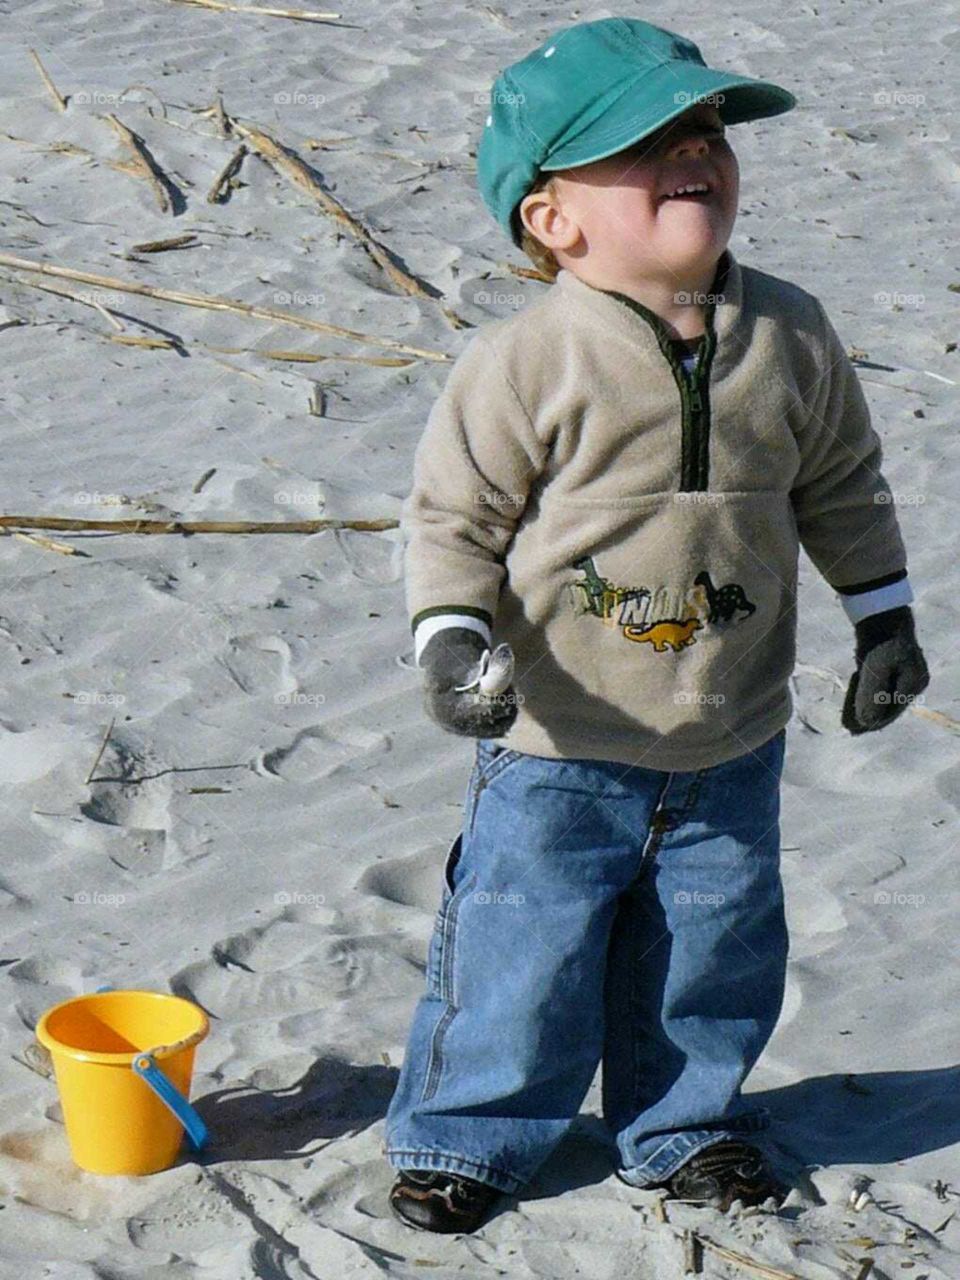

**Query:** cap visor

left=539, top=64, right=796, bottom=171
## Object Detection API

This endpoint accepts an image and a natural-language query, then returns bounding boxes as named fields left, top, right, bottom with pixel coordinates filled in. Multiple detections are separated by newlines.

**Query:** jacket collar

left=553, top=248, right=743, bottom=377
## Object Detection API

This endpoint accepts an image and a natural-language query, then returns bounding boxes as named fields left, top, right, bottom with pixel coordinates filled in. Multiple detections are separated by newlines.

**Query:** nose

left=667, top=131, right=710, bottom=159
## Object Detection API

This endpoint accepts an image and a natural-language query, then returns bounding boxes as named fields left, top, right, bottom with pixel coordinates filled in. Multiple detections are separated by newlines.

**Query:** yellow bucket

left=35, top=988, right=210, bottom=1175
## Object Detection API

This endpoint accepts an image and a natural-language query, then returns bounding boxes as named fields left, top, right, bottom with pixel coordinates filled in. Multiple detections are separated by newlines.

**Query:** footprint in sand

left=356, top=844, right=451, bottom=913
left=78, top=735, right=186, bottom=874
left=8, top=957, right=85, bottom=990
left=170, top=914, right=376, bottom=1019
left=254, top=724, right=389, bottom=783
left=216, top=634, right=297, bottom=698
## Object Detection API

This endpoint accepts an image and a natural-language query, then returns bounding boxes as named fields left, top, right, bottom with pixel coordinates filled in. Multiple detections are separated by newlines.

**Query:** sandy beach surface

left=0, top=1, right=957, bottom=1276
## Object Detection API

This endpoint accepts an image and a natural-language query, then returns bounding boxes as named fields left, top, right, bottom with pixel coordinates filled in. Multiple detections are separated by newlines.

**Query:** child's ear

left=517, top=190, right=547, bottom=241
left=520, top=189, right=579, bottom=252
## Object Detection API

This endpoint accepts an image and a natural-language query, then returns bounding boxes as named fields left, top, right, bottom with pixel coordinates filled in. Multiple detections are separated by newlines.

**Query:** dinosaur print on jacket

left=569, top=556, right=756, bottom=654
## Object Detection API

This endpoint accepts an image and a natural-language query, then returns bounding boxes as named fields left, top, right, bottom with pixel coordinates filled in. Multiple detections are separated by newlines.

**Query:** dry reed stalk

left=228, top=113, right=468, bottom=326
left=206, top=143, right=247, bottom=202
left=168, top=0, right=342, bottom=20
left=0, top=252, right=449, bottom=360
left=84, top=717, right=116, bottom=785
left=29, top=49, right=67, bottom=111
left=692, top=1234, right=807, bottom=1280
left=207, top=355, right=261, bottom=380
left=0, top=516, right=398, bottom=535
left=102, top=113, right=175, bottom=213
left=100, top=330, right=418, bottom=366
left=0, top=132, right=157, bottom=182
left=681, top=1228, right=702, bottom=1274
left=209, top=345, right=416, bottom=366
left=129, top=234, right=199, bottom=253
left=230, top=116, right=432, bottom=297
left=912, top=705, right=960, bottom=732
left=211, top=94, right=231, bottom=139
left=108, top=334, right=179, bottom=350
left=497, top=259, right=553, bottom=283
left=2, top=274, right=126, bottom=331
left=11, top=531, right=77, bottom=555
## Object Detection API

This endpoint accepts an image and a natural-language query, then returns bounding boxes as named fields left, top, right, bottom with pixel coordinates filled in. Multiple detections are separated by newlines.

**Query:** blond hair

left=516, top=171, right=561, bottom=281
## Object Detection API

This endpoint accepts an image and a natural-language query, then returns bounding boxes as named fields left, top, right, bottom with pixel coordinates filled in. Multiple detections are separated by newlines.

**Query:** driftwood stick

left=0, top=252, right=450, bottom=360
left=29, top=49, right=68, bottom=112
left=229, top=114, right=441, bottom=303
left=102, top=113, right=175, bottom=212
left=206, top=143, right=247, bottom=202
left=0, top=516, right=398, bottom=535
left=168, top=0, right=343, bottom=20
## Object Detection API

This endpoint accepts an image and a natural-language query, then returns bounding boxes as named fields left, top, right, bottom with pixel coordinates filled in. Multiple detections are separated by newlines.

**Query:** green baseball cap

left=476, top=17, right=797, bottom=246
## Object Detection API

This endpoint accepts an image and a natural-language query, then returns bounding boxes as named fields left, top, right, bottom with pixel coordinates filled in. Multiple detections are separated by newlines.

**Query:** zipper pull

left=689, top=386, right=703, bottom=413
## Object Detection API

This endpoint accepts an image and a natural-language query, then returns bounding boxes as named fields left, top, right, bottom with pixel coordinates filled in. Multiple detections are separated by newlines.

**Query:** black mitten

left=419, top=627, right=519, bottom=738
left=841, top=605, right=930, bottom=735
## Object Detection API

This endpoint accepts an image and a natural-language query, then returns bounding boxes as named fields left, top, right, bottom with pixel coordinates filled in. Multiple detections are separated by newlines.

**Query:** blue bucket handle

left=91, top=986, right=209, bottom=1151
left=131, top=1052, right=209, bottom=1151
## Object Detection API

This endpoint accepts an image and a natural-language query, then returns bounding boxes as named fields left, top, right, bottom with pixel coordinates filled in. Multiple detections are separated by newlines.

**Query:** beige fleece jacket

left=401, top=248, right=914, bottom=770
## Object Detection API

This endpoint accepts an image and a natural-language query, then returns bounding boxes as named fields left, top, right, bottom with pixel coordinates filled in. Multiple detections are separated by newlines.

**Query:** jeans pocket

left=426, top=832, right=466, bottom=995
left=440, top=831, right=464, bottom=904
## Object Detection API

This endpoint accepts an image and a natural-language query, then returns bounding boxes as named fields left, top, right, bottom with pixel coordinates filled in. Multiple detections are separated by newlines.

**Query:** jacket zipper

left=601, top=261, right=726, bottom=492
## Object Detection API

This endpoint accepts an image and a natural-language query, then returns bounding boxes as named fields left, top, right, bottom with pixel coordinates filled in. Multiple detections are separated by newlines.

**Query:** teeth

left=668, top=183, right=709, bottom=198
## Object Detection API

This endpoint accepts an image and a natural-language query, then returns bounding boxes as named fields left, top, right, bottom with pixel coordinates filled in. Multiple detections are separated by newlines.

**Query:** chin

left=661, top=239, right=727, bottom=272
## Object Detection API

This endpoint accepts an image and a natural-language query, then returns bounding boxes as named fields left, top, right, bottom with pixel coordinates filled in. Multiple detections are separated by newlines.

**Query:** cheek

left=720, top=153, right=740, bottom=199
left=601, top=188, right=660, bottom=232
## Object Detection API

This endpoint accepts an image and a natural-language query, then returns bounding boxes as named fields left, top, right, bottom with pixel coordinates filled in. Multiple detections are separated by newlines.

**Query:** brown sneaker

left=663, top=1140, right=789, bottom=1212
left=388, top=1169, right=503, bottom=1233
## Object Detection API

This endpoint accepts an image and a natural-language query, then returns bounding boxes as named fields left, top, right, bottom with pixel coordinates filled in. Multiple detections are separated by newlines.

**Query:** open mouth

left=660, top=182, right=713, bottom=203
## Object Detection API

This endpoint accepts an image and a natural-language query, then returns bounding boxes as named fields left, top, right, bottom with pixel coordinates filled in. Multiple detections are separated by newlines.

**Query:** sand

left=0, top=0, right=957, bottom=1276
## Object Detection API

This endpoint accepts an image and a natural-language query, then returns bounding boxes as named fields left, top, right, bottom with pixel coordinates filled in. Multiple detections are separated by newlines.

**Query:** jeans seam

left=625, top=1108, right=772, bottom=1182
left=420, top=869, right=477, bottom=1103
left=385, top=1147, right=523, bottom=1193
left=626, top=1131, right=739, bottom=1185
left=630, top=769, right=674, bottom=1107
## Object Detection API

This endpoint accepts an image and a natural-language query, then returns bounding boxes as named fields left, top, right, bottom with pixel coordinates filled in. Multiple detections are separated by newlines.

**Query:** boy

left=384, top=17, right=930, bottom=1233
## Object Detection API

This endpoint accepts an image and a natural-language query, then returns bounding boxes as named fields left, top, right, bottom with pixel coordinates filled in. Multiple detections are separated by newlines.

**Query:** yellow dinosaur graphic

left=623, top=602, right=704, bottom=653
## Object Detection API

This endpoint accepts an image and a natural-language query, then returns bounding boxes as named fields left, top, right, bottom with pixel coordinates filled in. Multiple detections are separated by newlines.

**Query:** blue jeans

left=384, top=727, right=788, bottom=1195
